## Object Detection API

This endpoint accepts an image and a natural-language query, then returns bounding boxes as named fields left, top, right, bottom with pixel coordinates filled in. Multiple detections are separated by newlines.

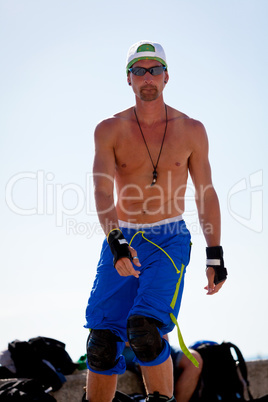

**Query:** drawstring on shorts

left=129, top=231, right=199, bottom=368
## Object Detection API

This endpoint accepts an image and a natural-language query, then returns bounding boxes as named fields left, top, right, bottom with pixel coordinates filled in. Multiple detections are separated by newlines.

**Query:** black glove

left=107, top=229, right=132, bottom=267
left=206, top=246, right=228, bottom=285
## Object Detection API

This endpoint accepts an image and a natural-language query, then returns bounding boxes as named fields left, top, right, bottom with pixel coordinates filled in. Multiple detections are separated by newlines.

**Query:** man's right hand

left=107, top=229, right=141, bottom=278
left=115, top=246, right=141, bottom=278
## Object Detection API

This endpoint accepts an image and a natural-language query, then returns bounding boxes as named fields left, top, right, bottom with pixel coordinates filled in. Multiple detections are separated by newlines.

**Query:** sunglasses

left=129, top=66, right=167, bottom=76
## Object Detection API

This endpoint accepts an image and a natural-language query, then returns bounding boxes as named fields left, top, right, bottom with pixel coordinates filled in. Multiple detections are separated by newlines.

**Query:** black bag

left=9, top=336, right=77, bottom=376
left=28, top=336, right=77, bottom=375
left=192, top=341, right=253, bottom=401
left=7, top=336, right=78, bottom=391
left=0, top=379, right=56, bottom=401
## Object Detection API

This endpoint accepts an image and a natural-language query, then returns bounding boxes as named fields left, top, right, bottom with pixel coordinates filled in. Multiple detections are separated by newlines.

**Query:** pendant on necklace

left=151, top=170, right=158, bottom=186
left=133, top=105, right=168, bottom=188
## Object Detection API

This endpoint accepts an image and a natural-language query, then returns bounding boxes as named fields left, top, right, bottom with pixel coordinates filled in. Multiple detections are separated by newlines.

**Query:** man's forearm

left=94, top=190, right=136, bottom=273
left=196, top=188, right=221, bottom=246
left=95, top=190, right=119, bottom=235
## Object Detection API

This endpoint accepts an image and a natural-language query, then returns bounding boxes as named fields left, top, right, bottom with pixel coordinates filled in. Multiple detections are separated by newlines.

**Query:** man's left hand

left=204, top=267, right=226, bottom=295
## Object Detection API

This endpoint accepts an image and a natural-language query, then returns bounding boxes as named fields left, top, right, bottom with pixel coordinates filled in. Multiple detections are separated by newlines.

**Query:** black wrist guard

left=206, top=246, right=228, bottom=285
left=107, top=229, right=132, bottom=267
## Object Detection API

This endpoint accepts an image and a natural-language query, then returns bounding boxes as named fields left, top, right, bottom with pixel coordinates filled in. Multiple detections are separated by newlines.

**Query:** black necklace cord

left=133, top=104, right=168, bottom=186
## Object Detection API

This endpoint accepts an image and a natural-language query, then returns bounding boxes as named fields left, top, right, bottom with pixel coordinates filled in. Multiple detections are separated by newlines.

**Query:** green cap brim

left=126, top=57, right=168, bottom=74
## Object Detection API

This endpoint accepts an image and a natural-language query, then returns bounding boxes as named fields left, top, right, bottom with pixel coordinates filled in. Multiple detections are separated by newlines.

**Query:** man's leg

left=127, top=315, right=174, bottom=400
left=174, top=350, right=203, bottom=402
left=86, top=371, right=117, bottom=402
left=86, top=329, right=125, bottom=402
left=141, top=355, right=174, bottom=398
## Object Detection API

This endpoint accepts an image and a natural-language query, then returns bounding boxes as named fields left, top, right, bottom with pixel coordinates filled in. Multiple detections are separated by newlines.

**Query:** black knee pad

left=127, top=315, right=163, bottom=362
left=86, top=329, right=121, bottom=371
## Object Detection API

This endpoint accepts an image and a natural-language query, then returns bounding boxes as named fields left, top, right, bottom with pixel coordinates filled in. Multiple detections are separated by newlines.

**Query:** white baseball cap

left=126, top=40, right=168, bottom=74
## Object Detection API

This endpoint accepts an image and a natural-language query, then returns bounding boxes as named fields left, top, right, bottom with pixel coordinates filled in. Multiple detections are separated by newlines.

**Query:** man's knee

left=191, top=350, right=203, bottom=374
left=86, top=329, right=121, bottom=371
left=127, top=315, right=163, bottom=362
left=179, top=349, right=203, bottom=376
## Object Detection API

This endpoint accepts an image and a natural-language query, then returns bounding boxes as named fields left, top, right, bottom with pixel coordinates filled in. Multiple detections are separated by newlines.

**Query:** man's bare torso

left=104, top=105, right=201, bottom=224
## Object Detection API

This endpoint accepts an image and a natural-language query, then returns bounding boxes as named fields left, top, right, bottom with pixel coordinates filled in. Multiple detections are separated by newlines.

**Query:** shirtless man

left=84, top=41, right=227, bottom=402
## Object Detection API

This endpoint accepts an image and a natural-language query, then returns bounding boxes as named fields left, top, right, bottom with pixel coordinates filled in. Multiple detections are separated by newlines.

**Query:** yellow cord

left=170, top=313, right=199, bottom=367
left=170, top=264, right=184, bottom=309
left=129, top=231, right=180, bottom=274
left=106, top=227, right=121, bottom=242
left=129, top=230, right=199, bottom=368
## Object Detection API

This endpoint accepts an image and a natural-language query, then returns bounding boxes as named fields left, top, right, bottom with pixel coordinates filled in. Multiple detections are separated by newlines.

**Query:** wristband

left=206, top=246, right=228, bottom=285
left=107, top=229, right=132, bottom=267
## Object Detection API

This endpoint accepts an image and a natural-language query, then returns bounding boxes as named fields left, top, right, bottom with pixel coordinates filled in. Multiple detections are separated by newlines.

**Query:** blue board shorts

left=124, top=345, right=183, bottom=375
left=84, top=216, right=191, bottom=375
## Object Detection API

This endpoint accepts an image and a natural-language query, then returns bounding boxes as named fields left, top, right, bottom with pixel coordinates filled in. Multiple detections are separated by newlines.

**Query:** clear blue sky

left=1, top=0, right=267, bottom=362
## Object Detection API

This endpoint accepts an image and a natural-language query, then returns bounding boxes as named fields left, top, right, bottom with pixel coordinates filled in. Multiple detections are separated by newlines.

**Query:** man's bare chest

left=114, top=124, right=191, bottom=174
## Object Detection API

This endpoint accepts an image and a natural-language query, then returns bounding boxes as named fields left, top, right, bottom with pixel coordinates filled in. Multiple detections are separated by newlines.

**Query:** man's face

left=127, top=59, right=169, bottom=102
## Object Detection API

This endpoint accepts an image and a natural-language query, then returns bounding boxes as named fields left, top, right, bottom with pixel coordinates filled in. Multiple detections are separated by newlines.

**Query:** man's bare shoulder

left=167, top=105, right=189, bottom=121
left=180, top=116, right=209, bottom=155
left=94, top=108, right=133, bottom=139
left=96, top=107, right=132, bottom=128
left=114, top=107, right=133, bottom=120
left=168, top=105, right=204, bottom=127
left=168, top=105, right=207, bottom=141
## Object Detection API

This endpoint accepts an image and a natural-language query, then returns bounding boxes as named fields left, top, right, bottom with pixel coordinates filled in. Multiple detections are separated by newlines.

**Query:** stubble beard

left=139, top=85, right=159, bottom=101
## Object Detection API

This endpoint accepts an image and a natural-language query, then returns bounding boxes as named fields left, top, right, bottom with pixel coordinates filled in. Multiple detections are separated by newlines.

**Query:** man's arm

left=93, top=120, right=118, bottom=234
left=188, top=121, right=226, bottom=294
left=93, top=119, right=141, bottom=277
